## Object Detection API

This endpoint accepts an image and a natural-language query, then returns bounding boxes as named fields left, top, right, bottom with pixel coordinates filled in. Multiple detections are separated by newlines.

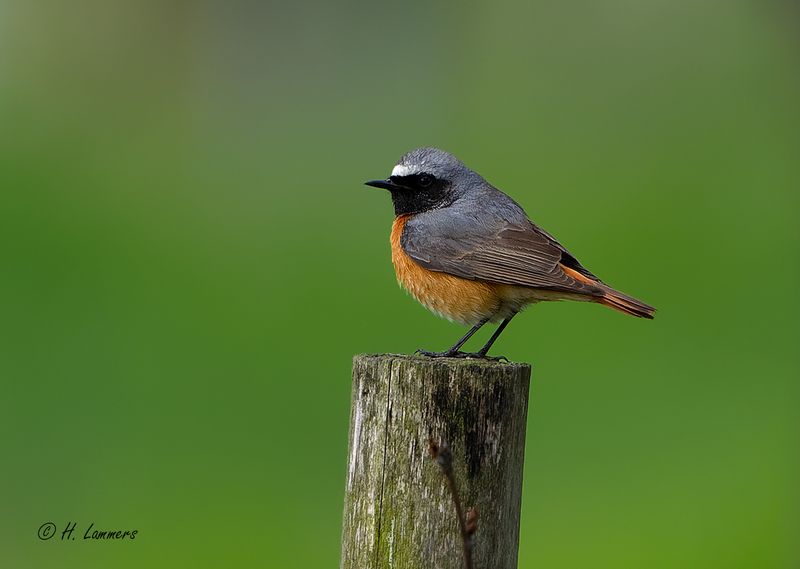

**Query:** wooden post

left=341, top=354, right=531, bottom=569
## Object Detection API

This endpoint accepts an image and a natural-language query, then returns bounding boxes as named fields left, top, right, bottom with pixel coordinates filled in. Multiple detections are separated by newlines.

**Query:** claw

left=416, top=349, right=508, bottom=362
left=415, top=349, right=460, bottom=358
left=479, top=354, right=509, bottom=362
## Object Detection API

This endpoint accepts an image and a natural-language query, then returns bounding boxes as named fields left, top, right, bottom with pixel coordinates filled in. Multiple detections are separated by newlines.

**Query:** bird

left=366, top=147, right=655, bottom=360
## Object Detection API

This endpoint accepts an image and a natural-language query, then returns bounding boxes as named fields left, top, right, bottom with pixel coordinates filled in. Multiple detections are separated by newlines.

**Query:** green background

left=1, top=1, right=797, bottom=567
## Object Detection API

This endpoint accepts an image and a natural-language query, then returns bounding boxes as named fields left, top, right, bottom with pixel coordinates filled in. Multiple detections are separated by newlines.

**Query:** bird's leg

left=473, top=314, right=516, bottom=360
left=416, top=319, right=488, bottom=358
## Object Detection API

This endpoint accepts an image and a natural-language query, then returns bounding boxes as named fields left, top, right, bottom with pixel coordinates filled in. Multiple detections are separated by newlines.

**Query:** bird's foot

left=415, top=349, right=508, bottom=362
left=476, top=353, right=509, bottom=362
left=415, top=348, right=462, bottom=358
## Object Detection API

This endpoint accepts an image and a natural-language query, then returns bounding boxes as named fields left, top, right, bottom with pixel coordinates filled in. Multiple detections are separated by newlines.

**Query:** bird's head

left=366, top=147, right=477, bottom=216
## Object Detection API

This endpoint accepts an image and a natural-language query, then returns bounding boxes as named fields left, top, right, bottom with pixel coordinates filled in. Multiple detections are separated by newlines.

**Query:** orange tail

left=599, top=288, right=656, bottom=319
left=559, top=263, right=656, bottom=319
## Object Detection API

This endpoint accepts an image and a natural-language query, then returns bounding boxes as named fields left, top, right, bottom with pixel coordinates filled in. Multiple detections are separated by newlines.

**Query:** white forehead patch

left=390, top=164, right=418, bottom=177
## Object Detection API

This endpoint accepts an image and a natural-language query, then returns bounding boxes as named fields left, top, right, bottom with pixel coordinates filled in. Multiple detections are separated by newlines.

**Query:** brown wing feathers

left=403, top=222, right=604, bottom=296
left=402, top=217, right=655, bottom=319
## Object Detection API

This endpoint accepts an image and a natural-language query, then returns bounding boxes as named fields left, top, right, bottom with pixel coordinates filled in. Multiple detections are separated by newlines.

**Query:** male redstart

left=366, top=147, right=655, bottom=360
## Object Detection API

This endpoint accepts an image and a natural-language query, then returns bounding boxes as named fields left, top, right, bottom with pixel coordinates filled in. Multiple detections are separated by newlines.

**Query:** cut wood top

left=354, top=353, right=531, bottom=374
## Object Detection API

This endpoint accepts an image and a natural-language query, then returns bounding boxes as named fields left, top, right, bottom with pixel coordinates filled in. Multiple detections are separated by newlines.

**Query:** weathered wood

left=341, top=354, right=531, bottom=569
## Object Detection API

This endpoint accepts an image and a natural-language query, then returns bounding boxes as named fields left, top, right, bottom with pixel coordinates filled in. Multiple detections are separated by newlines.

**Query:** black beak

left=365, top=178, right=405, bottom=191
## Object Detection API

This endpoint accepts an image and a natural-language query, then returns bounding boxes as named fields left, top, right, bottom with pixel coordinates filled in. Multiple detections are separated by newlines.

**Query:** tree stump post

left=341, top=354, right=531, bottom=569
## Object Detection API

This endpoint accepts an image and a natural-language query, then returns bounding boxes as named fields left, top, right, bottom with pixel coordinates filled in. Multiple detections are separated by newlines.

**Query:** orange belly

left=391, top=215, right=507, bottom=325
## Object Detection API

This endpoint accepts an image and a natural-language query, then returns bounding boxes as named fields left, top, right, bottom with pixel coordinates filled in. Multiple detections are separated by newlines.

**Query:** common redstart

left=366, top=147, right=655, bottom=360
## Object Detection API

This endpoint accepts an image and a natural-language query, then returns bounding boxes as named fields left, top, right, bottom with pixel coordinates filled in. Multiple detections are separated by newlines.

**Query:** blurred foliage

left=1, top=1, right=798, bottom=567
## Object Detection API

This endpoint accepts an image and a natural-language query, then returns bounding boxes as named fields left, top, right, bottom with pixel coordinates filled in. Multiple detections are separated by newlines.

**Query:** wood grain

left=341, top=354, right=531, bottom=569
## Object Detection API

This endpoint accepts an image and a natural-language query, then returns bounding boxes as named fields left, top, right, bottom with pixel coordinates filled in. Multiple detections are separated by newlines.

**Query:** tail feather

left=559, top=263, right=655, bottom=319
left=599, top=288, right=656, bottom=319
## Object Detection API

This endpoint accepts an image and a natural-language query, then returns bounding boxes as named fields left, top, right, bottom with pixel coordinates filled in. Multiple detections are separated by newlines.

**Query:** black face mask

left=388, top=174, right=452, bottom=216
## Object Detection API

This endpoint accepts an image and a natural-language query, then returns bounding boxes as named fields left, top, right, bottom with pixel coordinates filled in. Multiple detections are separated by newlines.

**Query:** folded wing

left=401, top=214, right=605, bottom=297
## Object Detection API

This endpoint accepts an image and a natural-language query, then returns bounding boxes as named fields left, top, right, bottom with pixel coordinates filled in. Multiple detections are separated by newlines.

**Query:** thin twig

left=429, top=438, right=479, bottom=569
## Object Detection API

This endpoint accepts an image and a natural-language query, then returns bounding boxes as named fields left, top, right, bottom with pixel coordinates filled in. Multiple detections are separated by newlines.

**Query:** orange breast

left=390, top=215, right=502, bottom=325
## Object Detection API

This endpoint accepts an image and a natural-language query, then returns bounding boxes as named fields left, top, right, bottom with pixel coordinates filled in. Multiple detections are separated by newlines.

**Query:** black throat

left=389, top=175, right=452, bottom=216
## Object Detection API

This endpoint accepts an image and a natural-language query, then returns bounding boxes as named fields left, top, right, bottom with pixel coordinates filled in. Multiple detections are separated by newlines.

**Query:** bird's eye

left=418, top=174, right=433, bottom=188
